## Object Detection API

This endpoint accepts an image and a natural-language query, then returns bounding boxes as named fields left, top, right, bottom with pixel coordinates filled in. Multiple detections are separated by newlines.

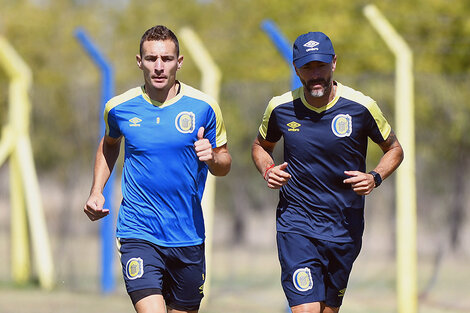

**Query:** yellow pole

left=0, top=126, right=16, bottom=166
left=0, top=37, right=31, bottom=285
left=0, top=36, right=55, bottom=289
left=179, top=27, right=222, bottom=304
left=17, top=135, right=55, bottom=289
left=363, top=5, right=417, bottom=313
left=10, top=147, right=31, bottom=284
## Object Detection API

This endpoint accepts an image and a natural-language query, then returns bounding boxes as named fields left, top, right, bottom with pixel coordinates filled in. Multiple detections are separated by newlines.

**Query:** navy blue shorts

left=277, top=232, right=362, bottom=308
left=118, top=238, right=205, bottom=311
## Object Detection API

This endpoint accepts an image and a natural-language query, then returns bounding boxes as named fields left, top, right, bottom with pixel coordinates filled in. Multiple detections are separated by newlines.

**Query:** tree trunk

left=450, top=145, right=467, bottom=251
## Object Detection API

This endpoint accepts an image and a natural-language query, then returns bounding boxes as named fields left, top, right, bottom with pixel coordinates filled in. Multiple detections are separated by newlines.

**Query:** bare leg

left=291, top=302, right=322, bottom=313
left=134, top=294, right=166, bottom=313
left=167, top=307, right=198, bottom=313
left=291, top=302, right=340, bottom=313
left=321, top=302, right=339, bottom=313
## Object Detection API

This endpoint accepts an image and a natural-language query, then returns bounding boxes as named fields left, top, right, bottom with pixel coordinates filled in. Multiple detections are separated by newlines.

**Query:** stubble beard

left=303, top=75, right=333, bottom=98
left=310, top=88, right=325, bottom=98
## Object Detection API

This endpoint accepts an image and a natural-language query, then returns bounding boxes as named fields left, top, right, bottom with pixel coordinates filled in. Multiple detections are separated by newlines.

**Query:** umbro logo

left=129, top=117, right=142, bottom=127
left=338, top=288, right=346, bottom=297
left=303, top=40, right=319, bottom=52
left=287, top=121, right=301, bottom=132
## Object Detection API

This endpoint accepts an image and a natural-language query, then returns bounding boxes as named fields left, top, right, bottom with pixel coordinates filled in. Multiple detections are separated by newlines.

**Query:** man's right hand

left=84, top=192, right=109, bottom=221
left=265, top=162, right=291, bottom=189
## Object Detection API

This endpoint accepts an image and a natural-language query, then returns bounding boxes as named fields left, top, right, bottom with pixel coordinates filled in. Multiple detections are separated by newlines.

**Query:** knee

left=291, top=302, right=322, bottom=313
left=321, top=304, right=340, bottom=313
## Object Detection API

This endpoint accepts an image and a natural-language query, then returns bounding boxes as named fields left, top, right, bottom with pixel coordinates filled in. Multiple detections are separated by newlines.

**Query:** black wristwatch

left=369, top=171, right=382, bottom=188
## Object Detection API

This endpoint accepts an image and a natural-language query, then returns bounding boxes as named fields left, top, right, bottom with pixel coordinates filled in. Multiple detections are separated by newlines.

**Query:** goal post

left=0, top=36, right=55, bottom=290
left=363, top=5, right=418, bottom=313
left=179, top=27, right=222, bottom=305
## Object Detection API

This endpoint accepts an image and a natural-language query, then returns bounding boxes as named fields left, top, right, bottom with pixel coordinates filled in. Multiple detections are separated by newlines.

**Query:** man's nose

left=155, top=59, right=164, bottom=71
left=310, top=71, right=324, bottom=80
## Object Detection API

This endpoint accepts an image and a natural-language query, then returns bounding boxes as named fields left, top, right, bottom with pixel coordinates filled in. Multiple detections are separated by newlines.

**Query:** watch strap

left=369, top=170, right=382, bottom=188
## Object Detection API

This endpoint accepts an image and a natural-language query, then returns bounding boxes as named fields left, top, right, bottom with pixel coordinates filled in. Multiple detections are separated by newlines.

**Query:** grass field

left=0, top=234, right=469, bottom=313
left=0, top=186, right=469, bottom=313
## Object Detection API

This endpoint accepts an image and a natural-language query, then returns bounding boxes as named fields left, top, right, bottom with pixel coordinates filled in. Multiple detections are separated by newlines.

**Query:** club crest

left=293, top=267, right=313, bottom=292
left=331, top=114, right=352, bottom=137
left=175, top=111, right=195, bottom=134
left=126, top=257, right=144, bottom=280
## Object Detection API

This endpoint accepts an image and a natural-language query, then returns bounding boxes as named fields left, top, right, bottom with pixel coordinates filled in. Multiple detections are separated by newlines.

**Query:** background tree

left=0, top=0, right=469, bottom=252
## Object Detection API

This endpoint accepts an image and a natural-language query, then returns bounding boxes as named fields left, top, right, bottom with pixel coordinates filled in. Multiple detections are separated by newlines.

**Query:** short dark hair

left=139, top=25, right=180, bottom=57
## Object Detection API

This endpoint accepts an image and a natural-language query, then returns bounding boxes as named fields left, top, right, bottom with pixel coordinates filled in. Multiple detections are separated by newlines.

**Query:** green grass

left=1, top=245, right=469, bottom=313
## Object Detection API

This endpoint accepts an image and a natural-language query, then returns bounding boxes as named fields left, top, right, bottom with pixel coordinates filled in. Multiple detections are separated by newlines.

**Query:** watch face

left=370, top=171, right=382, bottom=187
left=375, top=174, right=381, bottom=186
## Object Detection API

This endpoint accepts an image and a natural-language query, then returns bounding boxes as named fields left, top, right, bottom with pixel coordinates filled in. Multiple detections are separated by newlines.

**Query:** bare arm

left=344, top=130, right=404, bottom=195
left=206, top=144, right=232, bottom=176
left=372, top=130, right=404, bottom=180
left=251, top=134, right=291, bottom=189
left=194, top=127, right=231, bottom=176
left=84, top=135, right=122, bottom=221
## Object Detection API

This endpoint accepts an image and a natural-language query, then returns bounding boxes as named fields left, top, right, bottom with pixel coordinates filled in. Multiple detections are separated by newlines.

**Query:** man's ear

left=136, top=54, right=143, bottom=69
left=293, top=62, right=299, bottom=76
left=177, top=55, right=184, bottom=70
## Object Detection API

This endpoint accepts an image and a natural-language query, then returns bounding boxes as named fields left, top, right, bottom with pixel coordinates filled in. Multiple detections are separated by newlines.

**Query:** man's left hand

left=343, top=170, right=375, bottom=195
left=194, top=127, right=213, bottom=162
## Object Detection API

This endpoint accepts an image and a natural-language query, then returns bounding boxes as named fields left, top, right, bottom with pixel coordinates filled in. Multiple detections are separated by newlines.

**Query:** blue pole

left=74, top=28, right=115, bottom=294
left=261, top=20, right=302, bottom=90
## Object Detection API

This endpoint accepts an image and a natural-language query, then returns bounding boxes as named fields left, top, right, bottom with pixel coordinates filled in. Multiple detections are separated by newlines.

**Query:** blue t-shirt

left=259, top=82, right=391, bottom=243
left=105, top=82, right=227, bottom=247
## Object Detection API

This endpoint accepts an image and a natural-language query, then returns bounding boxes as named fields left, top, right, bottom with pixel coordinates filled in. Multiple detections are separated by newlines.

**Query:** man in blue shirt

left=84, top=25, right=231, bottom=313
left=252, top=31, right=403, bottom=313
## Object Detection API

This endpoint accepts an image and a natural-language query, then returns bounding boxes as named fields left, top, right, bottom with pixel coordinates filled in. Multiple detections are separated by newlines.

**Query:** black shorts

left=277, top=232, right=362, bottom=308
left=118, top=238, right=205, bottom=311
